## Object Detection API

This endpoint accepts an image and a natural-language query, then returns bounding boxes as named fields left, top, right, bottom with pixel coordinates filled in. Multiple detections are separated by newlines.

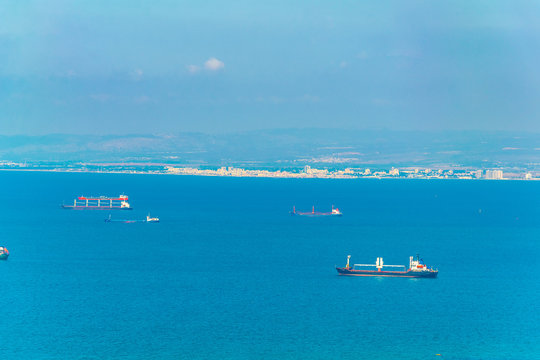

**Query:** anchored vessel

left=104, top=215, right=136, bottom=223
left=0, top=247, right=9, bottom=260
left=62, top=195, right=132, bottom=210
left=336, top=254, right=438, bottom=278
left=291, top=205, right=342, bottom=216
left=104, top=214, right=159, bottom=223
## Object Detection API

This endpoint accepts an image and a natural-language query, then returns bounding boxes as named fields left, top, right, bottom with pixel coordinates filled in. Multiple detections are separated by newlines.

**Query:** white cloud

left=300, top=94, right=320, bottom=103
left=387, top=49, right=420, bottom=59
left=55, top=70, right=77, bottom=78
left=130, top=68, right=144, bottom=81
left=356, top=51, right=369, bottom=59
left=204, top=57, right=225, bottom=71
left=372, top=98, right=391, bottom=106
left=255, top=96, right=285, bottom=104
left=90, top=94, right=113, bottom=102
left=134, top=95, right=151, bottom=104
left=339, top=61, right=348, bottom=68
left=187, top=65, right=200, bottom=73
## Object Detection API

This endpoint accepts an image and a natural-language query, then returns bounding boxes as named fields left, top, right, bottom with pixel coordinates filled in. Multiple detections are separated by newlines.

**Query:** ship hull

left=336, top=267, right=438, bottom=278
left=291, top=212, right=342, bottom=217
left=62, top=205, right=132, bottom=210
left=0, top=254, right=8, bottom=260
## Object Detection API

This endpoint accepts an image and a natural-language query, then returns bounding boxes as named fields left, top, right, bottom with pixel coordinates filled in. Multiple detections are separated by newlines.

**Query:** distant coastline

left=0, top=164, right=537, bottom=180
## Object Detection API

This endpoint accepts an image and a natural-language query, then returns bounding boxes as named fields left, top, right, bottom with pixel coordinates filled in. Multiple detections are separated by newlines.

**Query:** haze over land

left=1, top=130, right=538, bottom=171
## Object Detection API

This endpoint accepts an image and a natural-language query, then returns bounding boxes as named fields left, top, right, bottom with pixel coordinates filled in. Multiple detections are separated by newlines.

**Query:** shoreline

left=0, top=168, right=537, bottom=181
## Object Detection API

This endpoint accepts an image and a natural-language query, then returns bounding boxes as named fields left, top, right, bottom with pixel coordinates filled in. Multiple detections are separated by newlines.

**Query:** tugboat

left=0, top=247, right=9, bottom=260
left=336, top=254, right=438, bottom=278
left=291, top=205, right=342, bottom=216
left=104, top=214, right=159, bottom=223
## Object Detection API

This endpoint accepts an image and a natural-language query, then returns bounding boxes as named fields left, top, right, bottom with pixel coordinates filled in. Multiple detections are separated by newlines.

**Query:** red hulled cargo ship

left=336, top=254, right=438, bottom=278
left=62, top=194, right=132, bottom=210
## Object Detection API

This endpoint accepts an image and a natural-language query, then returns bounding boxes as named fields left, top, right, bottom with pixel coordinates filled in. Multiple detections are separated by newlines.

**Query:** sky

left=1, top=0, right=540, bottom=135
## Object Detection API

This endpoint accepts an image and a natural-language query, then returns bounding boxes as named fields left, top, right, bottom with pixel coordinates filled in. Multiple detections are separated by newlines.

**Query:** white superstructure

left=409, top=255, right=430, bottom=271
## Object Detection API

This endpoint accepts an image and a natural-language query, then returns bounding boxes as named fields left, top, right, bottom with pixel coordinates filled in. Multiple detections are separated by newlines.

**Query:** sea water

left=0, top=171, right=538, bottom=360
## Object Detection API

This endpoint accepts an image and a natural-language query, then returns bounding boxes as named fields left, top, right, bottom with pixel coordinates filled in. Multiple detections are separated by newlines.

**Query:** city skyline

left=1, top=161, right=535, bottom=181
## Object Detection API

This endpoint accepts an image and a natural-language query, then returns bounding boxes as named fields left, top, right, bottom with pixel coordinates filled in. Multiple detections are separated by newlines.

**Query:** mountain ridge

left=1, top=129, right=538, bottom=169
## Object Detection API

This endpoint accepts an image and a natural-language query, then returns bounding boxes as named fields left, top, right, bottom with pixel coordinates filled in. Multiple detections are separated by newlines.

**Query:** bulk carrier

left=62, top=195, right=132, bottom=210
left=336, top=254, right=438, bottom=278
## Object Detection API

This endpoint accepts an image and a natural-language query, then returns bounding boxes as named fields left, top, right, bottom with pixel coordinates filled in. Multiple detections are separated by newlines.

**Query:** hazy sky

left=1, top=1, right=540, bottom=134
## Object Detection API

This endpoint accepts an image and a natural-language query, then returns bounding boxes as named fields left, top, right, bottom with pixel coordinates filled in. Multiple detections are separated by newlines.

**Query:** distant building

left=525, top=173, right=532, bottom=180
left=485, top=170, right=503, bottom=179
left=364, top=168, right=371, bottom=175
left=474, top=170, right=483, bottom=179
left=166, top=166, right=181, bottom=174
left=389, top=167, right=399, bottom=176
left=302, top=165, right=328, bottom=176
left=217, top=167, right=227, bottom=175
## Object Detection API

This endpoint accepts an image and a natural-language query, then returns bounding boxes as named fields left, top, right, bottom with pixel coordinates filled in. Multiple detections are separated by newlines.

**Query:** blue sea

left=1, top=171, right=539, bottom=360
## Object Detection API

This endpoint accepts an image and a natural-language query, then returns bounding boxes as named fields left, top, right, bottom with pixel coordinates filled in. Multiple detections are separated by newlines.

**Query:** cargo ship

left=336, top=254, right=438, bottom=278
left=0, top=247, right=9, bottom=260
left=62, top=195, right=132, bottom=210
left=291, top=205, right=342, bottom=216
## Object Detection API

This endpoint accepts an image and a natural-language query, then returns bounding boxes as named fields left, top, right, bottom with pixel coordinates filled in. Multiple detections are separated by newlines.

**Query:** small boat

left=0, top=247, right=9, bottom=260
left=291, top=205, right=342, bottom=216
left=104, top=214, right=159, bottom=223
left=336, top=254, right=438, bottom=278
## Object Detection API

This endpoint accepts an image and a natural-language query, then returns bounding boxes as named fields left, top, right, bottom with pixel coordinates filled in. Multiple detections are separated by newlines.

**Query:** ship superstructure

left=336, top=254, right=438, bottom=278
left=0, top=246, right=9, bottom=260
left=62, top=195, right=132, bottom=210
